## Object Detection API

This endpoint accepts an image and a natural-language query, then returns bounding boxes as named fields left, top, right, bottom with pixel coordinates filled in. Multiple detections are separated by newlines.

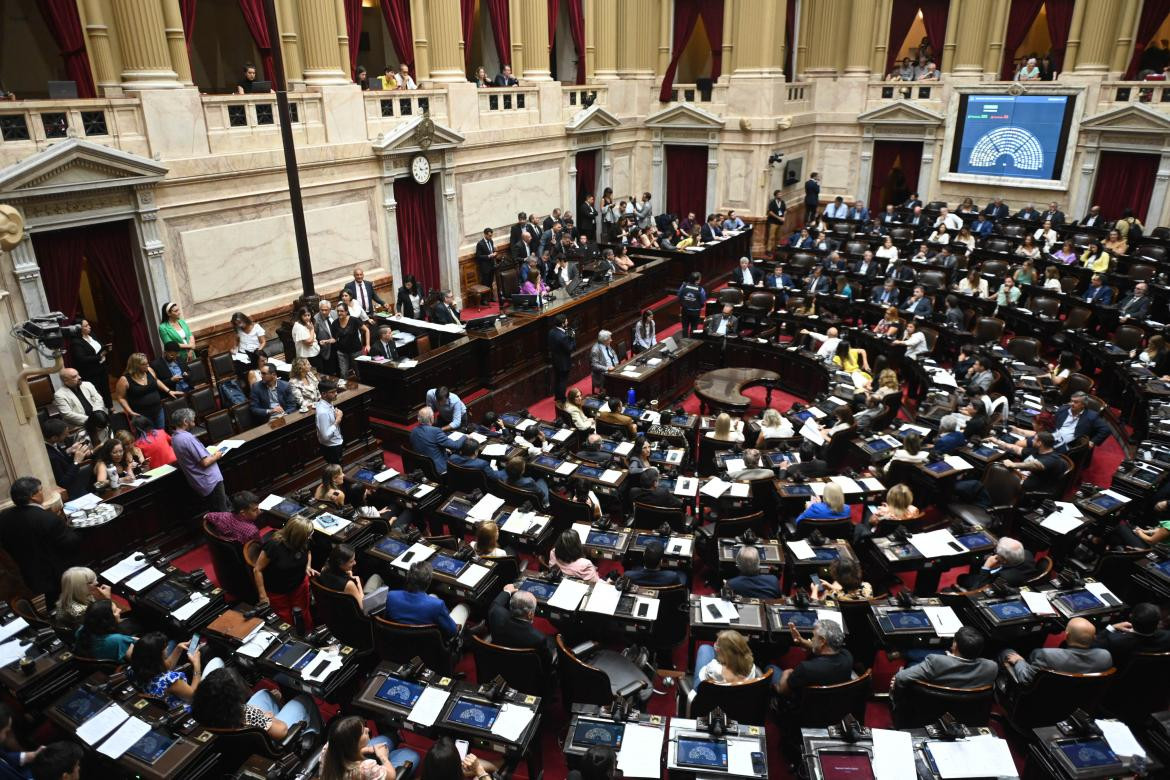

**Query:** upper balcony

left=201, top=93, right=326, bottom=154
left=363, top=89, right=449, bottom=139
left=1097, top=81, right=1170, bottom=109
left=0, top=98, right=148, bottom=168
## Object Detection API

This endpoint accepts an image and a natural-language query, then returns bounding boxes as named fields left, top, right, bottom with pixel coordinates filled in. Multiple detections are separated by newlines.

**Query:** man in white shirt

left=824, top=197, right=849, bottom=219
left=53, top=368, right=106, bottom=429
left=315, top=380, right=344, bottom=465
left=802, top=327, right=840, bottom=360
left=735, top=256, right=762, bottom=286
left=934, top=207, right=962, bottom=231
left=394, top=64, right=417, bottom=89
left=705, top=304, right=739, bottom=337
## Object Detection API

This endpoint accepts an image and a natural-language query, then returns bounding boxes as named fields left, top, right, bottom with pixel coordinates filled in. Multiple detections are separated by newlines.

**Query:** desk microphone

left=895, top=590, right=914, bottom=609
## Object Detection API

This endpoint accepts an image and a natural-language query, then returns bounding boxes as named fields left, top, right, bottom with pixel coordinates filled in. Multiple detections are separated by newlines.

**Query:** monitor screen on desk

left=432, top=554, right=468, bottom=577
left=1153, top=559, right=1170, bottom=579
left=776, top=609, right=817, bottom=628
left=376, top=676, right=425, bottom=707
left=582, top=400, right=603, bottom=414
left=444, top=698, right=500, bottom=730
left=676, top=736, right=728, bottom=770
left=731, top=544, right=770, bottom=561
left=881, top=609, right=932, bottom=631
left=813, top=547, right=840, bottom=561
left=386, top=477, right=418, bottom=493
left=785, top=484, right=814, bottom=496
left=57, top=688, right=107, bottom=724
left=146, top=582, right=188, bottom=610
left=623, top=406, right=643, bottom=417
left=867, top=438, right=894, bottom=452
left=818, top=751, right=876, bottom=780
left=986, top=599, right=1031, bottom=621
left=519, top=579, right=557, bottom=601
left=572, top=719, right=624, bottom=748
left=1056, top=738, right=1120, bottom=769
left=576, top=465, right=604, bottom=479
left=534, top=455, right=562, bottom=469
left=501, top=413, right=524, bottom=425
left=1088, top=494, right=1122, bottom=511
left=635, top=533, right=670, bottom=547
left=1055, top=589, right=1104, bottom=612
left=375, top=537, right=408, bottom=558
left=354, top=468, right=379, bottom=483
left=956, top=531, right=993, bottom=550
left=586, top=530, right=620, bottom=548
left=443, top=499, right=471, bottom=519
left=598, top=440, right=619, bottom=453
left=126, top=729, right=177, bottom=764
left=926, top=460, right=953, bottom=474
left=971, top=445, right=999, bottom=459
left=270, top=641, right=317, bottom=672
left=794, top=410, right=815, bottom=422
left=272, top=499, right=304, bottom=516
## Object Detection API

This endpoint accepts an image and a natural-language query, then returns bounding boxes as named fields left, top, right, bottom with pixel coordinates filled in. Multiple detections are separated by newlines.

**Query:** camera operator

left=549, top=314, right=576, bottom=402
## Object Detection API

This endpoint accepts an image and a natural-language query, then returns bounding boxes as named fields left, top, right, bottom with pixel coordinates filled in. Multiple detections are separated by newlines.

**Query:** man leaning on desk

left=490, top=585, right=556, bottom=668
left=425, top=386, right=466, bottom=431
left=409, top=407, right=462, bottom=474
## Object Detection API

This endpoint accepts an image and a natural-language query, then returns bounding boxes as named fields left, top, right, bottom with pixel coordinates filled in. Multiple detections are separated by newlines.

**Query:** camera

left=768, top=152, right=785, bottom=166
left=12, top=313, right=81, bottom=354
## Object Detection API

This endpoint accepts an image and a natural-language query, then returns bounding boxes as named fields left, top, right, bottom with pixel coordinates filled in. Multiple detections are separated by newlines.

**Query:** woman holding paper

left=253, top=516, right=315, bottom=628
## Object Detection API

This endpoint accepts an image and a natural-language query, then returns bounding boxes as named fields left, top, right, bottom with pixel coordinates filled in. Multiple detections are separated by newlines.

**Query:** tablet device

left=572, top=719, right=624, bottom=748
left=635, top=533, right=670, bottom=547
left=776, top=609, right=818, bottom=628
left=586, top=530, right=620, bottom=548
left=672, top=415, right=691, bottom=426
left=880, top=609, right=931, bottom=631
left=501, top=413, right=524, bottom=425
left=534, top=455, right=562, bottom=469
left=57, top=688, right=107, bottom=724
left=444, top=699, right=500, bottom=730
left=270, top=641, right=317, bottom=671
left=971, top=445, right=999, bottom=458
left=126, top=729, right=177, bottom=764
left=518, top=579, right=557, bottom=601
left=386, top=477, right=418, bottom=493
left=785, top=484, right=814, bottom=496
left=375, top=537, right=408, bottom=558
left=375, top=676, right=425, bottom=707
left=598, top=440, right=619, bottom=453
left=354, top=468, right=379, bottom=483
left=442, top=499, right=470, bottom=519
left=986, top=599, right=1030, bottom=621
left=1055, top=589, right=1104, bottom=612
left=1088, top=494, right=1122, bottom=511
left=813, top=547, right=841, bottom=561
left=868, top=439, right=893, bottom=452
left=926, top=460, right=953, bottom=474
left=676, top=736, right=728, bottom=770
left=145, top=582, right=188, bottom=610
left=432, top=554, right=468, bottom=577
left=956, top=531, right=994, bottom=550
left=576, top=465, right=604, bottom=479
left=273, top=499, right=305, bottom=516
left=1056, top=738, right=1121, bottom=770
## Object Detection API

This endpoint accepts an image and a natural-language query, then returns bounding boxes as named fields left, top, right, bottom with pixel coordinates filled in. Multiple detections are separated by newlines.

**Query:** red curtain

left=1126, top=0, right=1170, bottom=78
left=868, top=141, right=922, bottom=213
left=485, top=0, right=511, bottom=69
left=380, top=0, right=415, bottom=77
left=575, top=150, right=597, bottom=208
left=566, top=0, right=586, bottom=83
left=1091, top=152, right=1160, bottom=223
left=918, top=0, right=949, bottom=66
left=700, top=0, right=723, bottom=81
left=37, top=1, right=96, bottom=98
left=460, top=0, right=475, bottom=74
left=885, top=0, right=920, bottom=74
left=665, top=145, right=709, bottom=220
left=1045, top=0, right=1075, bottom=72
left=344, top=0, right=362, bottom=78
left=394, top=178, right=441, bottom=294
left=548, top=0, right=559, bottom=48
left=238, top=0, right=276, bottom=83
left=33, top=229, right=86, bottom=323
left=999, top=0, right=1045, bottom=80
left=179, top=0, right=197, bottom=44
left=783, top=0, right=797, bottom=80
left=658, top=1, right=703, bottom=102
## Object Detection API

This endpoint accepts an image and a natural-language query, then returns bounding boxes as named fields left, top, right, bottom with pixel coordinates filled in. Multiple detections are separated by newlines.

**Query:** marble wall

left=457, top=163, right=565, bottom=241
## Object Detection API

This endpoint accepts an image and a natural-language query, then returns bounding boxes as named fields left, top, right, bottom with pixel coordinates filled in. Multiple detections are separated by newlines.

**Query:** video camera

left=12, top=313, right=81, bottom=354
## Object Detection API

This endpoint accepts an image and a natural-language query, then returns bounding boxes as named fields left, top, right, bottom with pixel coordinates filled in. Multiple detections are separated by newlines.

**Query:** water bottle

left=292, top=606, right=306, bottom=635
left=108, top=469, right=120, bottom=489
left=626, top=388, right=636, bottom=407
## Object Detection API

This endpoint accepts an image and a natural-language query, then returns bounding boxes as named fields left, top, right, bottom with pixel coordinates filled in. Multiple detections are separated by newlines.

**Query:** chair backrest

left=202, top=519, right=259, bottom=602
left=690, top=674, right=773, bottom=724
left=982, top=463, right=1023, bottom=507
left=746, top=291, right=775, bottom=312
left=445, top=462, right=488, bottom=494
left=230, top=402, right=258, bottom=432
left=1030, top=297, right=1060, bottom=318
left=556, top=635, right=615, bottom=707
left=1063, top=306, right=1093, bottom=330
left=973, top=317, right=1004, bottom=344
left=632, top=501, right=687, bottom=533
left=309, top=578, right=373, bottom=651
left=400, top=444, right=443, bottom=484
left=894, top=681, right=993, bottom=728
left=1025, top=556, right=1055, bottom=586
left=1128, top=263, right=1156, bottom=281
left=1103, top=651, right=1170, bottom=725
left=1114, top=324, right=1145, bottom=352
left=1133, top=243, right=1167, bottom=262
left=698, top=437, right=739, bottom=477
left=186, top=359, right=210, bottom=389
left=824, top=426, right=857, bottom=470
left=1003, top=667, right=1116, bottom=729
left=372, top=615, right=453, bottom=674
left=203, top=410, right=234, bottom=441
left=498, top=266, right=520, bottom=297
left=162, top=396, right=191, bottom=429
left=718, top=288, right=744, bottom=307
left=415, top=335, right=432, bottom=357
left=918, top=269, right=946, bottom=292
left=201, top=724, right=298, bottom=763
left=1063, top=372, right=1095, bottom=399
left=189, top=386, right=217, bottom=416
left=549, top=491, right=593, bottom=527
left=1006, top=337, right=1041, bottom=363
left=889, top=227, right=912, bottom=243
left=793, top=515, right=855, bottom=541
left=712, top=512, right=766, bottom=539
left=210, top=352, right=237, bottom=383
left=491, top=479, right=543, bottom=508
left=650, top=584, right=689, bottom=648
left=470, top=635, right=547, bottom=697
left=798, top=669, right=872, bottom=727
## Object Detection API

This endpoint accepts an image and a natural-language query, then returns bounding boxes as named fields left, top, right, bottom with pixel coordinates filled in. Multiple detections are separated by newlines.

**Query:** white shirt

left=1044, top=278, right=1062, bottom=291
left=395, top=73, right=417, bottom=89
left=903, top=330, right=928, bottom=359
left=825, top=203, right=849, bottom=219
left=83, top=334, right=103, bottom=355
left=237, top=324, right=265, bottom=352
left=315, top=398, right=342, bottom=446
left=291, top=321, right=319, bottom=358
left=1055, top=410, right=1080, bottom=448
left=876, top=245, right=899, bottom=262
left=935, top=213, right=962, bottom=231
left=927, top=231, right=950, bottom=245
left=810, top=333, right=840, bottom=360
left=739, top=268, right=756, bottom=285
left=760, top=421, right=795, bottom=439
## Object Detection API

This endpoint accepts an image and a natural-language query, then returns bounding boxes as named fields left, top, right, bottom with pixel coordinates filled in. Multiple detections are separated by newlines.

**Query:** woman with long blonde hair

left=253, top=515, right=315, bottom=628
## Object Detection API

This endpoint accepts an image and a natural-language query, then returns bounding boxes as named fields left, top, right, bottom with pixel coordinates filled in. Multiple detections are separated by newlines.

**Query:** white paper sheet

left=815, top=609, right=844, bottom=629
left=171, top=592, right=209, bottom=622
left=808, top=407, right=827, bottom=419
left=668, top=537, right=694, bottom=557
left=829, top=475, right=864, bottom=494
left=407, top=686, right=450, bottom=727
left=373, top=467, right=400, bottom=483
left=910, top=529, right=966, bottom=558
left=0, top=640, right=30, bottom=668
left=446, top=431, right=466, bottom=444
left=673, top=477, right=698, bottom=497
left=582, top=580, right=622, bottom=615
left=414, top=484, right=435, bottom=498
left=872, top=728, right=915, bottom=780
left=456, top=564, right=489, bottom=588
left=64, top=493, right=102, bottom=512
left=699, top=596, right=736, bottom=623
left=0, top=618, right=27, bottom=645
left=313, top=513, right=352, bottom=536
left=923, top=606, right=964, bottom=637
left=97, top=716, right=152, bottom=759
left=482, top=443, right=510, bottom=458
left=548, top=578, right=590, bottom=611
left=925, top=735, right=1018, bottom=778
left=942, top=455, right=974, bottom=471
left=555, top=461, right=578, bottom=475
left=467, top=493, right=506, bottom=521
left=124, top=566, right=166, bottom=592
left=101, top=553, right=148, bottom=584
left=257, top=494, right=284, bottom=511
left=514, top=419, right=536, bottom=431
left=552, top=428, right=573, bottom=442
left=727, top=738, right=760, bottom=777
left=788, top=540, right=816, bottom=560
left=500, top=510, right=534, bottom=534
left=728, top=482, right=751, bottom=498
left=614, top=441, right=635, bottom=456
left=392, top=543, right=436, bottom=570
left=632, top=596, right=661, bottom=621
left=1099, top=489, right=1131, bottom=504
left=489, top=703, right=535, bottom=741
left=800, top=419, right=826, bottom=446
left=616, top=723, right=665, bottom=778
left=237, top=629, right=278, bottom=658
left=700, top=477, right=730, bottom=498
left=1084, top=581, right=1117, bottom=603
left=600, top=469, right=622, bottom=484
left=860, top=477, right=886, bottom=492
left=77, top=704, right=129, bottom=746
left=1097, top=718, right=1147, bottom=759
left=301, top=650, right=344, bottom=683
left=723, top=458, right=746, bottom=474
left=571, top=522, right=592, bottom=543
left=1021, top=591, right=1056, bottom=615
left=1040, top=512, right=1084, bottom=534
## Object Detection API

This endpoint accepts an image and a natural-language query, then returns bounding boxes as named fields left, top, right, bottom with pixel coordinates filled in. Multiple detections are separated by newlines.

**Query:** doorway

left=575, top=149, right=598, bottom=211
left=665, top=145, right=709, bottom=221
left=868, top=140, right=923, bottom=211
left=1091, top=151, right=1160, bottom=223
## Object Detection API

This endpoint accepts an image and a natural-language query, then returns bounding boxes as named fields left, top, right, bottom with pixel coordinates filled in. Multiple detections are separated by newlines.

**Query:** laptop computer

left=47, top=81, right=78, bottom=99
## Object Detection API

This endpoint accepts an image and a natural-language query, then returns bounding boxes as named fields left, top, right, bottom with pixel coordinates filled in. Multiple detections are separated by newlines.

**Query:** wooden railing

left=1099, top=81, right=1170, bottom=108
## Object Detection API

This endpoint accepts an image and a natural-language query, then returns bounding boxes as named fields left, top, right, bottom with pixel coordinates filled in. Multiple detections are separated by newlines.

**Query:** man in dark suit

left=879, top=205, right=900, bottom=229
left=812, top=233, right=838, bottom=253
left=1080, top=205, right=1105, bottom=228
left=430, top=290, right=462, bottom=326
left=629, top=467, right=682, bottom=508
left=983, top=198, right=1009, bottom=220
left=847, top=200, right=870, bottom=222
left=732, top=256, right=762, bottom=286
left=972, top=212, right=993, bottom=237
left=871, top=279, right=901, bottom=306
left=1083, top=274, right=1113, bottom=305
left=542, top=209, right=562, bottom=232
left=511, top=230, right=533, bottom=262
left=494, top=64, right=519, bottom=86
left=548, top=314, right=575, bottom=402
left=892, top=626, right=998, bottom=703
left=900, top=285, right=933, bottom=317
left=1016, top=203, right=1040, bottom=221
left=1094, top=603, right=1170, bottom=664
left=1040, top=202, right=1066, bottom=225
left=766, top=265, right=794, bottom=290
left=0, top=478, right=79, bottom=605
left=853, top=250, right=880, bottom=279
left=372, top=324, right=399, bottom=361
left=956, top=537, right=1037, bottom=590
left=250, top=364, right=297, bottom=419
left=804, top=266, right=831, bottom=294
left=804, top=172, right=820, bottom=224
left=1052, top=393, right=1110, bottom=451
left=700, top=215, right=721, bottom=243
left=704, top=304, right=739, bottom=337
left=408, top=407, right=461, bottom=474
left=475, top=227, right=497, bottom=290
left=765, top=189, right=787, bottom=248
left=151, top=341, right=191, bottom=393
left=343, top=267, right=385, bottom=314
left=901, top=193, right=922, bottom=209
left=625, top=540, right=687, bottom=587
left=448, top=438, right=505, bottom=481
left=576, top=193, right=597, bottom=240
left=489, top=586, right=556, bottom=668
left=1118, top=282, right=1151, bottom=322
left=503, top=455, right=549, bottom=506
left=41, top=418, right=90, bottom=500
left=906, top=205, right=929, bottom=234
left=575, top=433, right=614, bottom=466
left=509, top=212, right=527, bottom=246
left=727, top=546, right=780, bottom=598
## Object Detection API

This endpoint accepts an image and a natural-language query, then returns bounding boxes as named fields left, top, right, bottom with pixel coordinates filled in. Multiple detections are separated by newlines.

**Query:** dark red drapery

left=380, top=0, right=415, bottom=77
left=665, top=145, right=709, bottom=220
left=1092, top=152, right=1160, bottom=223
left=885, top=0, right=921, bottom=74
left=1000, top=0, right=1045, bottom=80
left=485, top=0, right=512, bottom=69
left=918, top=0, right=949, bottom=66
left=34, top=222, right=153, bottom=357
left=566, top=0, right=586, bottom=83
left=37, top=0, right=96, bottom=98
left=460, top=0, right=475, bottom=74
left=868, top=141, right=922, bottom=213
left=659, top=0, right=724, bottom=102
left=1126, top=0, right=1170, bottom=78
left=179, top=0, right=197, bottom=44
left=575, top=150, right=597, bottom=209
left=548, top=0, right=559, bottom=48
left=783, top=0, right=797, bottom=80
left=1045, top=0, right=1075, bottom=72
left=344, top=0, right=362, bottom=78
left=238, top=0, right=276, bottom=83
left=394, top=178, right=441, bottom=294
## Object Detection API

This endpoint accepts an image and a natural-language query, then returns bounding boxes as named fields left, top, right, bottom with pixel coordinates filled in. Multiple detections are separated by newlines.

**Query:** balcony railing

left=477, top=86, right=539, bottom=128
left=867, top=81, right=943, bottom=103
left=0, top=98, right=148, bottom=161
left=785, top=82, right=811, bottom=113
left=1099, top=81, right=1170, bottom=107
left=201, top=93, right=324, bottom=153
left=363, top=89, right=448, bottom=139
left=563, top=84, right=609, bottom=120
left=665, top=82, right=728, bottom=106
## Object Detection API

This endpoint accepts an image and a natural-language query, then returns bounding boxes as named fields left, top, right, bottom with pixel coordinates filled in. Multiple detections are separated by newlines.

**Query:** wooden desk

left=603, top=336, right=704, bottom=405
left=694, top=367, right=783, bottom=415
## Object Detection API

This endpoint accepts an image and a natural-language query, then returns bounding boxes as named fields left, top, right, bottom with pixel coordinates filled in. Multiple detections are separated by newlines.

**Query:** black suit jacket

left=47, top=444, right=87, bottom=499
left=509, top=223, right=524, bottom=246
left=549, top=326, right=575, bottom=372
left=489, top=593, right=555, bottom=668
left=150, top=355, right=188, bottom=391
left=372, top=338, right=399, bottom=361
left=983, top=203, right=1009, bottom=220
left=511, top=239, right=532, bottom=261
left=578, top=202, right=598, bottom=235
left=630, top=485, right=682, bottom=508
left=902, top=198, right=922, bottom=209
left=959, top=557, right=1037, bottom=590
left=494, top=74, right=519, bottom=86
left=69, top=337, right=105, bottom=383
left=343, top=279, right=385, bottom=307
left=804, top=178, right=820, bottom=206
left=1118, top=294, right=1151, bottom=320
left=475, top=237, right=496, bottom=262
left=1041, top=210, right=1066, bottom=225
left=0, top=504, right=80, bottom=598
left=430, top=303, right=461, bottom=326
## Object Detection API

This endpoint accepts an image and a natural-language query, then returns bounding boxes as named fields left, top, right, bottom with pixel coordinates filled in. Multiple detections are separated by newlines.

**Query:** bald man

left=1000, top=617, right=1112, bottom=685
left=52, top=368, right=106, bottom=428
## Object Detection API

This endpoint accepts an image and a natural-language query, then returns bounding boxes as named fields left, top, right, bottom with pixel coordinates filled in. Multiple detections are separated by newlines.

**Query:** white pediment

left=0, top=138, right=168, bottom=199
left=857, top=101, right=944, bottom=126
left=644, top=103, right=725, bottom=130
left=371, top=115, right=465, bottom=154
left=566, top=104, right=621, bottom=133
left=1081, top=104, right=1170, bottom=134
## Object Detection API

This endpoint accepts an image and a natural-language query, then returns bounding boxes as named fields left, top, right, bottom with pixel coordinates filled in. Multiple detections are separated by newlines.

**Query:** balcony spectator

left=471, top=65, right=491, bottom=87
left=395, top=63, right=417, bottom=90
left=495, top=64, right=519, bottom=87
left=1015, top=57, right=1041, bottom=81
left=917, top=61, right=940, bottom=81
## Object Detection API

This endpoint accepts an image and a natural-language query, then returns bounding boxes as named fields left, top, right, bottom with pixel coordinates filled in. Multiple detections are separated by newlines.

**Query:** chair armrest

left=616, top=678, right=647, bottom=698
left=277, top=720, right=306, bottom=750
left=677, top=676, right=695, bottom=718
left=571, top=640, right=601, bottom=658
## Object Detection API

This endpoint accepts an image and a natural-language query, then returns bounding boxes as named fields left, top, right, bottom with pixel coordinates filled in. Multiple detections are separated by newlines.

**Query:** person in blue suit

left=408, top=407, right=461, bottom=474
left=1051, top=392, right=1110, bottom=452
left=503, top=455, right=549, bottom=507
left=932, top=415, right=967, bottom=454
left=625, top=540, right=687, bottom=587
left=900, top=285, right=934, bottom=317
left=726, top=546, right=781, bottom=598
left=384, top=561, right=468, bottom=637
left=249, top=364, right=298, bottom=419
left=766, top=265, right=794, bottom=290
left=448, top=438, right=505, bottom=481
left=1083, top=274, right=1113, bottom=305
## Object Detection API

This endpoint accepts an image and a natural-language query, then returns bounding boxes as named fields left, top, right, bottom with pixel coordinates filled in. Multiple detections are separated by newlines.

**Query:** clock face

left=410, top=155, right=431, bottom=184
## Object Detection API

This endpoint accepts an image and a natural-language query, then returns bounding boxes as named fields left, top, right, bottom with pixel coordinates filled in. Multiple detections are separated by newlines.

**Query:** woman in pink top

left=520, top=269, right=550, bottom=297
left=549, top=530, right=599, bottom=583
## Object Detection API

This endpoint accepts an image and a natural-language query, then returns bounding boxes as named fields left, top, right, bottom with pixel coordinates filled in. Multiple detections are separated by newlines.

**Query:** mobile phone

left=455, top=739, right=469, bottom=761
left=705, top=604, right=722, bottom=619
left=810, top=573, right=822, bottom=588
left=751, top=751, right=765, bottom=774
left=188, top=633, right=201, bottom=656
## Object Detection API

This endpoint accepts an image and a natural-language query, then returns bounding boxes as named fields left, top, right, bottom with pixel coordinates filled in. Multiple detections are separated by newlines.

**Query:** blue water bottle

left=626, top=388, right=636, bottom=407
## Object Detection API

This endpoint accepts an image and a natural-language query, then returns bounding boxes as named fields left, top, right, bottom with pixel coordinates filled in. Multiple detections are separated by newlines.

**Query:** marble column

left=802, top=0, right=845, bottom=75
left=722, top=0, right=737, bottom=77
left=638, top=0, right=660, bottom=74
left=615, top=0, right=638, bottom=77
left=1062, top=0, right=1088, bottom=72
left=1072, top=0, right=1122, bottom=74
left=656, top=0, right=671, bottom=75
left=335, top=0, right=353, bottom=78
left=297, top=0, right=349, bottom=84
left=81, top=0, right=122, bottom=93
left=585, top=0, right=597, bottom=79
left=276, top=0, right=305, bottom=88
left=940, top=0, right=960, bottom=73
left=428, top=0, right=466, bottom=82
left=1111, top=0, right=1140, bottom=74
left=983, top=0, right=1011, bottom=77
left=951, top=0, right=994, bottom=77
left=517, top=0, right=552, bottom=80
left=733, top=0, right=783, bottom=76
left=870, top=0, right=892, bottom=75
left=411, top=0, right=431, bottom=81
left=160, top=0, right=193, bottom=85
left=108, top=0, right=182, bottom=88
left=845, top=0, right=876, bottom=76
left=593, top=0, right=618, bottom=79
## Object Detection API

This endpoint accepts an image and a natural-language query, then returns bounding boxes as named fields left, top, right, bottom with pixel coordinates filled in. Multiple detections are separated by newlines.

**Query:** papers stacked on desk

left=124, top=566, right=165, bottom=592
left=551, top=428, right=574, bottom=442
left=258, top=494, right=285, bottom=511
left=699, top=596, right=737, bottom=623
left=491, top=703, right=535, bottom=741
left=238, top=629, right=278, bottom=658
left=171, top=592, right=210, bottom=622
left=700, top=477, right=730, bottom=498
left=77, top=704, right=130, bottom=746
left=928, top=369, right=959, bottom=388
left=301, top=648, right=345, bottom=683
left=101, top=553, right=149, bottom=584
left=727, top=482, right=751, bottom=498
left=312, top=513, right=352, bottom=536
left=922, top=606, right=963, bottom=637
left=800, top=419, right=825, bottom=446
left=1084, top=581, right=1120, bottom=604
left=391, top=543, right=435, bottom=570
left=64, top=493, right=102, bottom=513
left=872, top=728, right=915, bottom=780
left=600, top=469, right=622, bottom=484
left=787, top=540, right=817, bottom=560
left=0, top=618, right=27, bottom=644
left=97, top=716, right=152, bottom=759
left=613, top=441, right=635, bottom=456
left=1020, top=591, right=1056, bottom=616
left=482, top=443, right=510, bottom=458
left=924, top=734, right=1017, bottom=778
left=673, top=476, right=698, bottom=497
left=582, top=581, right=622, bottom=615
left=407, top=686, right=450, bottom=727
left=0, top=639, right=30, bottom=668
left=829, top=475, right=864, bottom=494
left=456, top=564, right=490, bottom=588
left=1096, top=719, right=1147, bottom=759
left=616, top=723, right=665, bottom=778
left=555, top=461, right=578, bottom=475
left=467, top=493, right=505, bottom=521
left=513, top=418, right=536, bottom=431
left=723, top=458, right=746, bottom=474
left=1040, top=501, right=1084, bottom=534
left=942, top=455, right=974, bottom=471
left=908, top=529, right=965, bottom=558
left=548, top=579, right=590, bottom=611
